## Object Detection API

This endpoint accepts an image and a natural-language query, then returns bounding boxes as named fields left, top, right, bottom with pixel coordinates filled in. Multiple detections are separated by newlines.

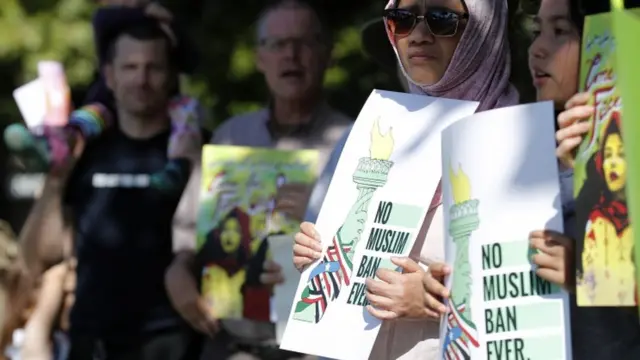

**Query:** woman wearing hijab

left=293, top=0, right=518, bottom=358
left=528, top=0, right=640, bottom=358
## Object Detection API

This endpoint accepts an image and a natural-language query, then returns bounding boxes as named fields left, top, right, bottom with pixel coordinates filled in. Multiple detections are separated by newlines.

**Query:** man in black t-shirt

left=19, top=22, right=200, bottom=359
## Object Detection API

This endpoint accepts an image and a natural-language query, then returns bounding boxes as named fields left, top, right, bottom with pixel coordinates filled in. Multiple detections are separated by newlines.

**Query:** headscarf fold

left=384, top=0, right=519, bottom=111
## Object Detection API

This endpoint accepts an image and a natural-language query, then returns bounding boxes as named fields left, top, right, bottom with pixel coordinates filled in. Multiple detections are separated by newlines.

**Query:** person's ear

left=104, top=64, right=115, bottom=91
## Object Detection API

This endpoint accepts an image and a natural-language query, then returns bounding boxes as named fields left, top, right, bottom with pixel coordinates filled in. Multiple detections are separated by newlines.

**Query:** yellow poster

left=612, top=5, right=640, bottom=314
left=197, top=145, right=318, bottom=320
left=575, top=12, right=635, bottom=306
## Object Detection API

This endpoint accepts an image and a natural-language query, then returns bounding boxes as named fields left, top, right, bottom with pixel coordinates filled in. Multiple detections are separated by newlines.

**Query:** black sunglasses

left=383, top=8, right=468, bottom=37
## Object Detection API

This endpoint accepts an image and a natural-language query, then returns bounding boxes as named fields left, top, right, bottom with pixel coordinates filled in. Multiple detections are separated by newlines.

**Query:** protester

left=527, top=0, right=640, bottom=358
left=18, top=21, right=202, bottom=359
left=293, top=0, right=518, bottom=358
left=85, top=0, right=197, bottom=111
left=214, top=0, right=352, bottom=223
left=166, top=1, right=351, bottom=359
left=299, top=18, right=410, bottom=360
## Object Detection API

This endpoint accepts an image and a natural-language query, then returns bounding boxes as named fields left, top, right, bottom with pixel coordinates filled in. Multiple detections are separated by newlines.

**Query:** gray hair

left=254, top=0, right=331, bottom=46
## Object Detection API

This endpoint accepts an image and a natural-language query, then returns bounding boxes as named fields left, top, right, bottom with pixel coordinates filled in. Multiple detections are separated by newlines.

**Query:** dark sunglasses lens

left=426, top=10, right=459, bottom=36
left=386, top=10, right=416, bottom=35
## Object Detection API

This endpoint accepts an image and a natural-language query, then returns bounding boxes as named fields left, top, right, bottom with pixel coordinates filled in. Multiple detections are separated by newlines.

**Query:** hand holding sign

left=364, top=257, right=444, bottom=321
left=529, top=230, right=575, bottom=292
left=260, top=260, right=285, bottom=286
left=556, top=92, right=593, bottom=169
left=292, top=222, right=322, bottom=272
left=275, top=183, right=312, bottom=221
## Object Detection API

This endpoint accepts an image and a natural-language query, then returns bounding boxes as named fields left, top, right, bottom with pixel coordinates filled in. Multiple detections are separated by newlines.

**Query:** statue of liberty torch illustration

left=442, top=164, right=480, bottom=360
left=292, top=118, right=395, bottom=323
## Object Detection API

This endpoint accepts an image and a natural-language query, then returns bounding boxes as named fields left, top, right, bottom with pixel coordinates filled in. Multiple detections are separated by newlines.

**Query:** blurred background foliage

left=0, top=0, right=542, bottom=130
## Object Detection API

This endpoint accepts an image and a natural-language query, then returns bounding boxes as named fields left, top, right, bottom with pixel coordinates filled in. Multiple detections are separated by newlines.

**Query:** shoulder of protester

left=211, top=108, right=270, bottom=142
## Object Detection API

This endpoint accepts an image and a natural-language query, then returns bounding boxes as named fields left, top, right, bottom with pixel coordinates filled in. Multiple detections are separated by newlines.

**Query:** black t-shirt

left=64, top=127, right=186, bottom=338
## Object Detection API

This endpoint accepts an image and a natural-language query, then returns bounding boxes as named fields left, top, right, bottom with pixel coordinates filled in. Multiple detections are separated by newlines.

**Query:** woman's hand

left=556, top=92, right=594, bottom=169
left=530, top=230, right=575, bottom=292
left=365, top=258, right=449, bottom=321
left=292, top=222, right=322, bottom=272
left=421, top=262, right=450, bottom=318
left=274, top=183, right=312, bottom=222
left=260, top=260, right=285, bottom=286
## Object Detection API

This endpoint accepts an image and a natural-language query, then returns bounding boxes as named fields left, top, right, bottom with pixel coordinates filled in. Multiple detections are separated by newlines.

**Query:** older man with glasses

left=166, top=1, right=351, bottom=359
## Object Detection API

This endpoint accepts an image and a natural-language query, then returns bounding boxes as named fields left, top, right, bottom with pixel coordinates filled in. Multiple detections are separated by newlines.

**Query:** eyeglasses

left=383, top=8, right=468, bottom=37
left=258, top=36, right=322, bottom=52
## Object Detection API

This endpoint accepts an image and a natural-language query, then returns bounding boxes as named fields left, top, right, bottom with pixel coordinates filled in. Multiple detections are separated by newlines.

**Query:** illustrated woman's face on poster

left=603, top=132, right=626, bottom=193
left=220, top=217, right=242, bottom=253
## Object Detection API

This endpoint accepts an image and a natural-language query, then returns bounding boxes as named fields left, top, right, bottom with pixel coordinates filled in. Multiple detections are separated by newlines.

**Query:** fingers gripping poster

left=197, top=146, right=318, bottom=320
left=439, top=103, right=572, bottom=360
left=280, top=90, right=479, bottom=360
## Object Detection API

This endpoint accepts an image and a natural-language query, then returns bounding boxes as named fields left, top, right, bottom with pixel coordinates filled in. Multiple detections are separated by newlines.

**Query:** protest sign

left=197, top=146, right=318, bottom=320
left=574, top=11, right=636, bottom=306
left=12, top=79, right=46, bottom=130
left=439, top=102, right=572, bottom=360
left=267, top=234, right=299, bottom=343
left=38, top=61, right=70, bottom=127
left=279, top=90, right=479, bottom=360
left=610, top=1, right=640, bottom=313
left=12, top=60, right=70, bottom=131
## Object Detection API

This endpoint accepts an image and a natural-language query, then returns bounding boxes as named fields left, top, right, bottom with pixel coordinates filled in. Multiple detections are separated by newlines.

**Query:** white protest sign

left=13, top=79, right=46, bottom=129
left=280, top=90, right=479, bottom=360
left=439, top=102, right=572, bottom=360
left=268, top=234, right=300, bottom=343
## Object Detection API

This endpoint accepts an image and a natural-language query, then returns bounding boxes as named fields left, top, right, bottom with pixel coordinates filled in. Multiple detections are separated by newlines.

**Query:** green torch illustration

left=441, top=164, right=480, bottom=356
left=292, top=119, right=395, bottom=323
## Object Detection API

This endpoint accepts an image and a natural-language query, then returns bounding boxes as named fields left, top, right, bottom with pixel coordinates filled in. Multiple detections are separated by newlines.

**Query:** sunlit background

left=0, top=0, right=541, bottom=229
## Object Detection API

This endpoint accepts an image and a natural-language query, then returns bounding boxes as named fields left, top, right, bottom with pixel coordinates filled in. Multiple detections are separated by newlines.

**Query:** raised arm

left=20, top=262, right=70, bottom=360
left=19, top=178, right=73, bottom=277
left=19, top=132, right=82, bottom=277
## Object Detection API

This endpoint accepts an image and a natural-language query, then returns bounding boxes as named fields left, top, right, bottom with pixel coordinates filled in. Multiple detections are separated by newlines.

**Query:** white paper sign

left=12, top=79, right=46, bottom=129
left=279, top=90, right=479, bottom=360
left=268, top=234, right=300, bottom=344
left=439, top=102, right=572, bottom=360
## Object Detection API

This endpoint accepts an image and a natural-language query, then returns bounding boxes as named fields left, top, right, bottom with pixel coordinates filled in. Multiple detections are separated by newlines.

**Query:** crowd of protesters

left=0, top=0, right=639, bottom=359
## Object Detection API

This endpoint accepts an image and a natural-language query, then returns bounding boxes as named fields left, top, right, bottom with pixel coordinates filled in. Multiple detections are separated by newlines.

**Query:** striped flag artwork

left=293, top=230, right=353, bottom=323
left=442, top=299, right=479, bottom=360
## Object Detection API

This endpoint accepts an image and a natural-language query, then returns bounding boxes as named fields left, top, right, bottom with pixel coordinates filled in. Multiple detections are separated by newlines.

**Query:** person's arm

left=172, top=164, right=200, bottom=254
left=19, top=178, right=73, bottom=277
left=167, top=144, right=219, bottom=335
left=20, top=263, right=68, bottom=360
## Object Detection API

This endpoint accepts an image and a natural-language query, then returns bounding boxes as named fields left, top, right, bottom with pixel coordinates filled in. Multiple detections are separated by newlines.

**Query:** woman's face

left=220, top=217, right=242, bottom=253
left=528, top=0, right=581, bottom=109
left=603, top=133, right=626, bottom=193
left=391, top=0, right=467, bottom=85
